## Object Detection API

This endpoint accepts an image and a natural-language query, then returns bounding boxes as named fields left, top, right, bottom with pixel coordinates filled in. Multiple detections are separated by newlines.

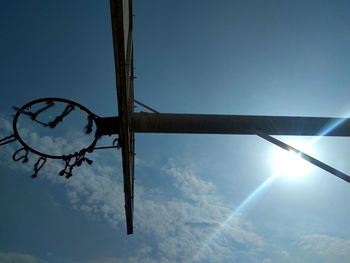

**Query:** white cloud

left=0, top=251, right=46, bottom=263
left=87, top=256, right=160, bottom=263
left=0, top=117, right=266, bottom=262
left=64, top=161, right=126, bottom=227
left=299, top=233, right=350, bottom=257
left=166, top=163, right=217, bottom=200
left=131, top=163, right=265, bottom=262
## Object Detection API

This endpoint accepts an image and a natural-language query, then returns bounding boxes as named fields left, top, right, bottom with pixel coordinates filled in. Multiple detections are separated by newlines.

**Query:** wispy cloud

left=87, top=255, right=159, bottom=263
left=299, top=233, right=350, bottom=258
left=0, top=251, right=46, bottom=263
left=0, top=117, right=266, bottom=262
left=131, top=163, right=265, bottom=262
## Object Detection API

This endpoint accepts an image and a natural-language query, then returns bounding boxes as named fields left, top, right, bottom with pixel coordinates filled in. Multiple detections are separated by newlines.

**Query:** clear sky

left=1, top=1, right=350, bottom=262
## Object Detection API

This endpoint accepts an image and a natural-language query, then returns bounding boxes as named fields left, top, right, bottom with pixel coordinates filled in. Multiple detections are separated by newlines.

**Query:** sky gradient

left=1, top=1, right=350, bottom=262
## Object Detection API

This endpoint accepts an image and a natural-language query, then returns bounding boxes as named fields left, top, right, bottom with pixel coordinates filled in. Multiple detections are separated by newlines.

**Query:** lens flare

left=193, top=112, right=350, bottom=262
left=272, top=142, right=315, bottom=179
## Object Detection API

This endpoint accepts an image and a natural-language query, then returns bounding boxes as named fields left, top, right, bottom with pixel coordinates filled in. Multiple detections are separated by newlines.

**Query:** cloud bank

left=0, top=117, right=267, bottom=262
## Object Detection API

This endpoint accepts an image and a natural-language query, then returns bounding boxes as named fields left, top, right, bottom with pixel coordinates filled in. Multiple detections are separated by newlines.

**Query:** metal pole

left=256, top=129, right=350, bottom=183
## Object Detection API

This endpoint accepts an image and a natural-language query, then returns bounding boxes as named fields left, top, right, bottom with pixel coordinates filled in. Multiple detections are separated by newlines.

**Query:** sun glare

left=273, top=141, right=315, bottom=179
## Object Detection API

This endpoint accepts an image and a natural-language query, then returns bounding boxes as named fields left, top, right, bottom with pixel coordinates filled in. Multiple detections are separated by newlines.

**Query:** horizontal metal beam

left=132, top=113, right=350, bottom=136
left=97, top=113, right=350, bottom=137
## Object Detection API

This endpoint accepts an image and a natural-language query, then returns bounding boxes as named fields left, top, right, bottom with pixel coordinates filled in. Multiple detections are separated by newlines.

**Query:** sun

left=272, top=140, right=315, bottom=179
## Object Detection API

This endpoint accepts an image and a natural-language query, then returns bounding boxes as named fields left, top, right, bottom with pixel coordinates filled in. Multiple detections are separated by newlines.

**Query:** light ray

left=192, top=173, right=278, bottom=262
left=193, top=112, right=350, bottom=262
left=232, top=173, right=278, bottom=215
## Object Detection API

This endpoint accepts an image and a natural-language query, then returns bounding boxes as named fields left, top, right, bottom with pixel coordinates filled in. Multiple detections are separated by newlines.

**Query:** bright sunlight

left=272, top=140, right=315, bottom=179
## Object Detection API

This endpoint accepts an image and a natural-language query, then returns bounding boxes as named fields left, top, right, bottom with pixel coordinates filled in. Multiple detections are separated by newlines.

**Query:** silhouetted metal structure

left=98, top=114, right=350, bottom=136
left=110, top=0, right=135, bottom=234
left=2, top=0, right=349, bottom=236
left=108, top=0, right=350, bottom=235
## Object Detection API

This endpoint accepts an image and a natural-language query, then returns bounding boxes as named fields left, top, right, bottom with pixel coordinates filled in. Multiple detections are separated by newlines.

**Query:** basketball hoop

left=1, top=97, right=120, bottom=179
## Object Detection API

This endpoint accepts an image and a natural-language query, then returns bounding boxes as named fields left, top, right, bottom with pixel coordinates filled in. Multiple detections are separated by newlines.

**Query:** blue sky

left=1, top=1, right=350, bottom=262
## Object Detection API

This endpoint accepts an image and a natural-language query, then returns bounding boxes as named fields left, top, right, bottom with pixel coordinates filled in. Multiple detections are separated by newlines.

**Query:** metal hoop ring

left=12, top=97, right=100, bottom=160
